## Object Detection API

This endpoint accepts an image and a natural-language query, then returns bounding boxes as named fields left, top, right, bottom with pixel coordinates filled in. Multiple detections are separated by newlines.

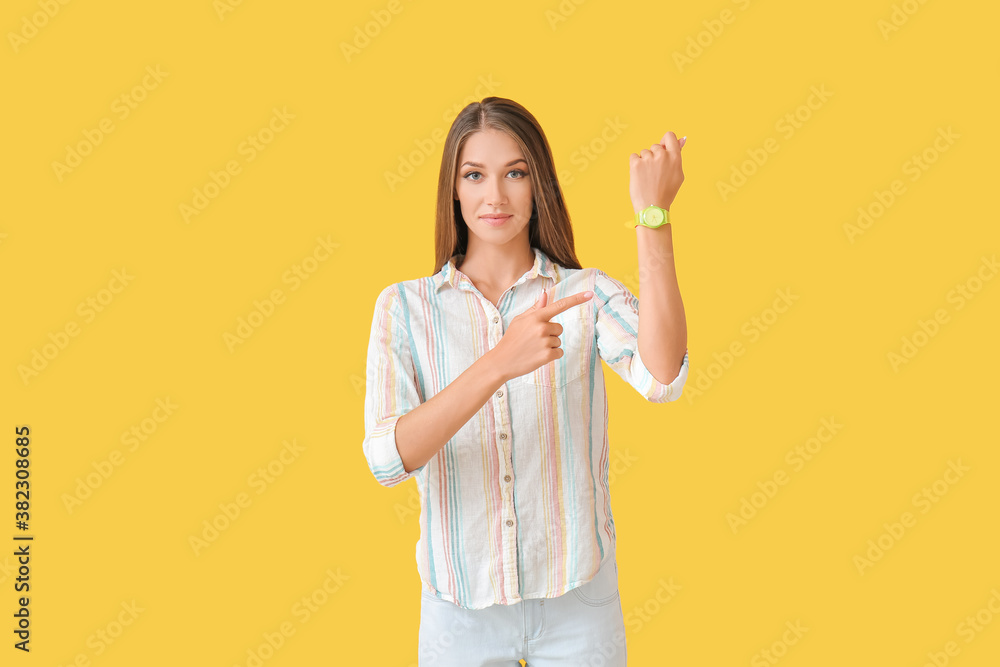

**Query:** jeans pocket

left=571, top=559, right=620, bottom=607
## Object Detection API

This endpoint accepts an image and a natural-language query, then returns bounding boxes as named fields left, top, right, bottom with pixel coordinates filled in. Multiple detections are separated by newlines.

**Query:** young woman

left=363, top=96, right=688, bottom=666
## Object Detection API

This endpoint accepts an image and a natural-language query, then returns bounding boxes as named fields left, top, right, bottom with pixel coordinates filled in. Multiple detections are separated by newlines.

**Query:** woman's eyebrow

left=461, top=159, right=527, bottom=168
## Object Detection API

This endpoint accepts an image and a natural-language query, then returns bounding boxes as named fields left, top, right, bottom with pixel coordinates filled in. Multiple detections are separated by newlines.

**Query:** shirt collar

left=432, top=246, right=557, bottom=292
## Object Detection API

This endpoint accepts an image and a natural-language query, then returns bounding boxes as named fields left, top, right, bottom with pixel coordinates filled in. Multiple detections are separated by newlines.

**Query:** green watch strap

left=628, top=204, right=671, bottom=229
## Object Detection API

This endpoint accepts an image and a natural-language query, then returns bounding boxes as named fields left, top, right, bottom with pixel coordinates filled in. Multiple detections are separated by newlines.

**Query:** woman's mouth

left=481, top=214, right=511, bottom=226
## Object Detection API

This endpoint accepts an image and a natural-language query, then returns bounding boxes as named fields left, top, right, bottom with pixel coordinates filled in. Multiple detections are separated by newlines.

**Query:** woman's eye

left=463, top=169, right=527, bottom=181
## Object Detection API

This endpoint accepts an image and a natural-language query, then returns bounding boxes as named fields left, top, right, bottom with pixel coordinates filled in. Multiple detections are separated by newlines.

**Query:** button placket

left=480, top=292, right=518, bottom=592
left=487, top=312, right=517, bottom=537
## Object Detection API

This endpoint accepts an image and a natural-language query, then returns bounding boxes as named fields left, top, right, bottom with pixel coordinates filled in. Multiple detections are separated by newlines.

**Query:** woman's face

left=454, top=129, right=533, bottom=249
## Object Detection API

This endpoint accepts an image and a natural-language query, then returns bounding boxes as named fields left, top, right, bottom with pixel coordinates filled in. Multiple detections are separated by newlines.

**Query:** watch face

left=643, top=208, right=664, bottom=226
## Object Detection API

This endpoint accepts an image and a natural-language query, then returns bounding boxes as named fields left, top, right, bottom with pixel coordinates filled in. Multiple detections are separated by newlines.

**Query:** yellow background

left=2, top=0, right=998, bottom=664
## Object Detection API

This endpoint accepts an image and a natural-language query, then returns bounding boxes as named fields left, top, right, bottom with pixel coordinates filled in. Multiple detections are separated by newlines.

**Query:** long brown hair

left=433, top=97, right=582, bottom=275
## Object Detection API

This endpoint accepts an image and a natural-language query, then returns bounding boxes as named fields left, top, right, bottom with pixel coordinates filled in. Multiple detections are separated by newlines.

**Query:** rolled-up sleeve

left=362, top=284, right=426, bottom=487
left=594, top=269, right=689, bottom=403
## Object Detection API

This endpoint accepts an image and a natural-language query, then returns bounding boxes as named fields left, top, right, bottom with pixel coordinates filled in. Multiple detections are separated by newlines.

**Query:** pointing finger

left=540, top=290, right=594, bottom=319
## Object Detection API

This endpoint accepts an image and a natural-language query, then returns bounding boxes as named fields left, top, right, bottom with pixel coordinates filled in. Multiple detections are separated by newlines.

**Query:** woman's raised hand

left=628, top=132, right=686, bottom=214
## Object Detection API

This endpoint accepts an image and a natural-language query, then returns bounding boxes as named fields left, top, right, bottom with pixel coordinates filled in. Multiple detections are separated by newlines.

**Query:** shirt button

left=504, top=475, right=511, bottom=482
left=499, top=433, right=507, bottom=440
left=496, top=390, right=503, bottom=398
left=492, top=316, right=499, bottom=324
left=506, top=520, right=513, bottom=527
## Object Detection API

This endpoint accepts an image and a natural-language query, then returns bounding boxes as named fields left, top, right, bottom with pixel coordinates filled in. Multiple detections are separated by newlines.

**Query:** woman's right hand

left=491, top=288, right=594, bottom=383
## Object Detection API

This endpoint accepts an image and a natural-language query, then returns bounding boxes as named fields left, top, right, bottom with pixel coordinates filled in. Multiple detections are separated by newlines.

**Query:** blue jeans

left=418, top=552, right=626, bottom=666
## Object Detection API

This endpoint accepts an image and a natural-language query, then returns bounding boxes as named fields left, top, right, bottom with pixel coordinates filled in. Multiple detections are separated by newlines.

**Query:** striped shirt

left=362, top=246, right=689, bottom=610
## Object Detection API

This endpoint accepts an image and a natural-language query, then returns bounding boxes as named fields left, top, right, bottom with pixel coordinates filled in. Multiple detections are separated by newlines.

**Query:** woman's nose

left=487, top=184, right=506, bottom=206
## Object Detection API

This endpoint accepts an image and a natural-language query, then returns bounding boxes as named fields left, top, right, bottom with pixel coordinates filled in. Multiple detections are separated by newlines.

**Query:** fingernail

left=583, top=290, right=594, bottom=298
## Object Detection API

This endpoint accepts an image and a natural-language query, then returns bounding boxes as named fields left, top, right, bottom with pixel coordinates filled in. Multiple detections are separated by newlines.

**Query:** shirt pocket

left=518, top=308, right=587, bottom=388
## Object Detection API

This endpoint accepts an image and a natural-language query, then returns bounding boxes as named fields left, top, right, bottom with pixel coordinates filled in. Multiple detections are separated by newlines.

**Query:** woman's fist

left=629, top=132, right=686, bottom=214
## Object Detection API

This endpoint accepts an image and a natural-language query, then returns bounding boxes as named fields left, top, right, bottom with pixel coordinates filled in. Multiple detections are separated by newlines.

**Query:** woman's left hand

left=628, top=132, right=685, bottom=214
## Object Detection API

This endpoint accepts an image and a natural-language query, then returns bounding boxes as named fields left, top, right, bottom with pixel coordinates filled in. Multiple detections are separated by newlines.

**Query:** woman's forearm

left=394, top=348, right=509, bottom=473
left=636, top=223, right=688, bottom=381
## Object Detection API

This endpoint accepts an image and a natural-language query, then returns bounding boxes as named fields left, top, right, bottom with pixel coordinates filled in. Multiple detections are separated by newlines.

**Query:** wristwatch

left=629, top=204, right=670, bottom=229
